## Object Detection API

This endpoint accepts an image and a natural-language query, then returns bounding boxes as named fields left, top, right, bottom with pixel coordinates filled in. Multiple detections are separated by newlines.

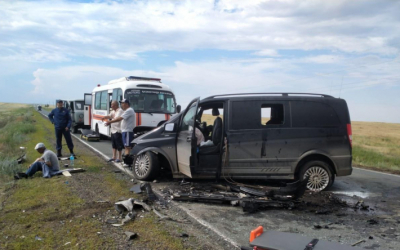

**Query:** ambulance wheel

left=133, top=152, right=160, bottom=181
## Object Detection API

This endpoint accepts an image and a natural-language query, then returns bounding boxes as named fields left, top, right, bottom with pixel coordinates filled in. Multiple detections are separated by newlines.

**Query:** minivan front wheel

left=133, top=152, right=159, bottom=181
left=299, top=160, right=333, bottom=192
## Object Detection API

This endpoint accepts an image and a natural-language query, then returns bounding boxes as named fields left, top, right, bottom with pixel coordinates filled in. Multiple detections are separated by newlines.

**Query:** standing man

left=14, top=143, right=60, bottom=179
left=48, top=100, right=74, bottom=157
left=102, top=101, right=124, bottom=162
left=105, top=99, right=135, bottom=156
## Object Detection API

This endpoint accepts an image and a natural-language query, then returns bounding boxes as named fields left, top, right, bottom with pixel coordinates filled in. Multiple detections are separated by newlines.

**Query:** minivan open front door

left=176, top=97, right=200, bottom=178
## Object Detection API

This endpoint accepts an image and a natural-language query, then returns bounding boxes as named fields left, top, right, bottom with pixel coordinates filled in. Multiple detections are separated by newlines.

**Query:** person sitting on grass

left=14, top=143, right=60, bottom=180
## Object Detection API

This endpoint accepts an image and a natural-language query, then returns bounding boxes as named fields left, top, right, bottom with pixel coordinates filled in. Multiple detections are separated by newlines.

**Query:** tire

left=299, top=160, right=334, bottom=192
left=133, top=152, right=160, bottom=181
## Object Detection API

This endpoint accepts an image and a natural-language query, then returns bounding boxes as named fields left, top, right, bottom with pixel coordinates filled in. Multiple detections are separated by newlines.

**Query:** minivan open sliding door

left=176, top=97, right=200, bottom=178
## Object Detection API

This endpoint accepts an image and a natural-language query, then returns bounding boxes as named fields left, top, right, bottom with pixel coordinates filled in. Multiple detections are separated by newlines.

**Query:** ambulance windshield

left=125, top=89, right=176, bottom=114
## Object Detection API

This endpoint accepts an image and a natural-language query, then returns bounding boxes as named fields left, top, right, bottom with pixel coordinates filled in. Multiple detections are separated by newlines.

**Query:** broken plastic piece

left=130, top=184, right=142, bottom=194
left=125, top=231, right=137, bottom=241
left=115, top=198, right=135, bottom=213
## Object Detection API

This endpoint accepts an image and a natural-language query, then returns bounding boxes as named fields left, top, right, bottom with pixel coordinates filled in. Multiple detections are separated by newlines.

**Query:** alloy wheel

left=134, top=154, right=150, bottom=178
left=303, top=166, right=330, bottom=192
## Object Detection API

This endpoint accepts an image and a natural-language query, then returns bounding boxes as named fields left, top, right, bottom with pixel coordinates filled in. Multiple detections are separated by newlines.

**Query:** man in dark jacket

left=48, top=100, right=74, bottom=157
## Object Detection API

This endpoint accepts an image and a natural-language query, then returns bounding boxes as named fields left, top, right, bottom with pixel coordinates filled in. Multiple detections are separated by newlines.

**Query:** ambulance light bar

left=126, top=76, right=161, bottom=82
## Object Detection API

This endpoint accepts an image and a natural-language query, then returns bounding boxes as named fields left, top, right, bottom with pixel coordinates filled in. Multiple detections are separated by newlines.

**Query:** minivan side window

left=231, top=101, right=260, bottom=130
left=291, top=101, right=340, bottom=127
left=261, top=104, right=284, bottom=126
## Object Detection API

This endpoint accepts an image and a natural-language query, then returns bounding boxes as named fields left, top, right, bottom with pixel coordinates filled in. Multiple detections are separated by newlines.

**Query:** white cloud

left=253, top=49, right=280, bottom=57
left=26, top=55, right=400, bottom=123
left=1, top=0, right=399, bottom=62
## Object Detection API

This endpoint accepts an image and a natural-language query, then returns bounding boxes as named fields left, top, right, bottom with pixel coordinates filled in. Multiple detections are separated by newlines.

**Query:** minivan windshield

left=125, top=89, right=176, bottom=114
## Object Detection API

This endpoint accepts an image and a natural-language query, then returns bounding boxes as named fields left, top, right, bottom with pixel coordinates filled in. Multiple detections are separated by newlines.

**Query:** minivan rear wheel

left=133, top=152, right=159, bottom=181
left=299, top=160, right=333, bottom=192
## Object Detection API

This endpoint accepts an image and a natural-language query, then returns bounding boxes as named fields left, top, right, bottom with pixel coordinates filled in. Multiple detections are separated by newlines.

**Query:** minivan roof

left=202, top=93, right=334, bottom=101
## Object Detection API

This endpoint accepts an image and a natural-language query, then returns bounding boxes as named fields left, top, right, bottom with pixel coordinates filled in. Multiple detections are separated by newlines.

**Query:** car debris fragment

left=124, top=231, right=137, bottom=241
left=130, top=184, right=142, bottom=194
left=168, top=178, right=307, bottom=212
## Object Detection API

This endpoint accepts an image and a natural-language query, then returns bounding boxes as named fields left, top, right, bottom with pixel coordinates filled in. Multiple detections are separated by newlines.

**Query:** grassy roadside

left=0, top=107, right=193, bottom=249
left=352, top=121, right=400, bottom=174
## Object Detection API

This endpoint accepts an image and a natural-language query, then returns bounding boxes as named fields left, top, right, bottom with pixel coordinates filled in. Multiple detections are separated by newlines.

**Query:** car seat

left=198, top=117, right=222, bottom=155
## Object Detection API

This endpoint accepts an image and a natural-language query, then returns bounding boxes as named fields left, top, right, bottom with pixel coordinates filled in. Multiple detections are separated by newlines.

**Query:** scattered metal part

left=367, top=219, right=379, bottom=225
left=239, top=186, right=266, bottom=197
left=180, top=179, right=190, bottom=186
left=35, top=235, right=43, bottom=241
left=130, top=184, right=142, bottom=194
left=351, top=239, right=365, bottom=246
left=180, top=233, right=189, bottom=238
left=125, top=231, right=137, bottom=241
left=143, top=183, right=158, bottom=201
left=106, top=219, right=119, bottom=224
left=115, top=198, right=135, bottom=213
left=152, top=208, right=171, bottom=221
left=133, top=200, right=152, bottom=211
left=96, top=200, right=110, bottom=203
left=112, top=212, right=136, bottom=227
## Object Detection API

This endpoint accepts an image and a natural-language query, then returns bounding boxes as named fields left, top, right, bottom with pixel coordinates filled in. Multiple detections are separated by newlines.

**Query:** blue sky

left=0, top=0, right=399, bottom=123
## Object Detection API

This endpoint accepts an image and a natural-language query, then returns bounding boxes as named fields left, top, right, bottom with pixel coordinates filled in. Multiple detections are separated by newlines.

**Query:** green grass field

left=0, top=106, right=195, bottom=249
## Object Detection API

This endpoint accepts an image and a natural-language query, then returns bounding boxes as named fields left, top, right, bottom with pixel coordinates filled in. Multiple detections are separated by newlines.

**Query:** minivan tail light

left=347, top=123, right=352, bottom=147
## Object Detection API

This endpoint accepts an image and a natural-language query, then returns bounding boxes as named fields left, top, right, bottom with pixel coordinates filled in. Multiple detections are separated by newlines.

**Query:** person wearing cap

left=104, top=99, right=136, bottom=156
left=14, top=143, right=60, bottom=179
left=101, top=101, right=124, bottom=162
left=48, top=100, right=74, bottom=157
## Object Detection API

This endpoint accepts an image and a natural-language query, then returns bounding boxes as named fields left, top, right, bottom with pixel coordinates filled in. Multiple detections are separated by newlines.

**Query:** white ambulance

left=83, top=76, right=180, bottom=138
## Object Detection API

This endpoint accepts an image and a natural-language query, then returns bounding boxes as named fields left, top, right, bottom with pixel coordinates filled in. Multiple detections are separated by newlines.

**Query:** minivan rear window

left=291, top=101, right=340, bottom=127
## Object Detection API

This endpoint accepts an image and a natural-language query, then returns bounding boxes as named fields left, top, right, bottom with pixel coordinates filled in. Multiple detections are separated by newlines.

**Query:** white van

left=84, top=76, right=180, bottom=138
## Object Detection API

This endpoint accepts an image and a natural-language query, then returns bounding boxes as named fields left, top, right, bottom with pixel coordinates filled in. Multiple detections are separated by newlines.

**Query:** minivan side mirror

left=165, top=123, right=175, bottom=132
left=176, top=105, right=181, bottom=113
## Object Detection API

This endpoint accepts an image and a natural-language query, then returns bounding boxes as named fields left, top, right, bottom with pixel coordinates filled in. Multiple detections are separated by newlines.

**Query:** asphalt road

left=38, top=109, right=400, bottom=249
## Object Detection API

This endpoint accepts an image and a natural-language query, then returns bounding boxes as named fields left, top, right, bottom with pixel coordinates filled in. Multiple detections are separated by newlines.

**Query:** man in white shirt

left=105, top=99, right=136, bottom=156
left=102, top=101, right=124, bottom=162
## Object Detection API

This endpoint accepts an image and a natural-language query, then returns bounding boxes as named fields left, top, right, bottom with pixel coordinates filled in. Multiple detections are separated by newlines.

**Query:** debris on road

left=112, top=212, right=136, bottom=227
left=180, top=233, right=189, bottom=238
left=152, top=207, right=171, bottom=221
left=351, top=239, right=366, bottom=246
left=130, top=184, right=142, bottom=194
left=124, top=231, right=137, bottom=241
left=164, top=179, right=308, bottom=213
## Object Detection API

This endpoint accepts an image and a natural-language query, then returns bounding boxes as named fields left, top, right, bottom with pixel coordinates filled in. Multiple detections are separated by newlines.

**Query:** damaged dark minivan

left=129, top=93, right=353, bottom=191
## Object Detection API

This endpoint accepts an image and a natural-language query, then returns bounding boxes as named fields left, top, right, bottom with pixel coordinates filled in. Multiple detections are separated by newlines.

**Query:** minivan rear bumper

left=332, top=155, right=352, bottom=176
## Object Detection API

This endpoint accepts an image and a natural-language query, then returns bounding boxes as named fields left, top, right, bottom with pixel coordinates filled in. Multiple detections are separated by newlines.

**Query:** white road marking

left=353, top=167, right=400, bottom=178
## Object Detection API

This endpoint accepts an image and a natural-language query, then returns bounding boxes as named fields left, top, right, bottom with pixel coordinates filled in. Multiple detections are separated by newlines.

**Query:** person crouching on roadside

left=14, top=143, right=60, bottom=179
left=101, top=101, right=124, bottom=163
left=104, top=99, right=136, bottom=156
